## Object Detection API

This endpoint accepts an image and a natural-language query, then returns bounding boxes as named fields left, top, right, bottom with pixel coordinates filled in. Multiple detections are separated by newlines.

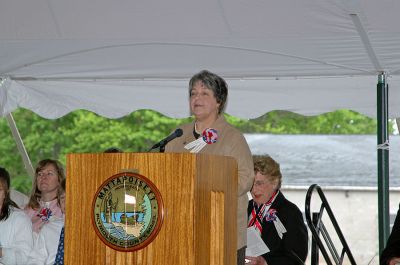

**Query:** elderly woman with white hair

left=246, top=155, right=308, bottom=265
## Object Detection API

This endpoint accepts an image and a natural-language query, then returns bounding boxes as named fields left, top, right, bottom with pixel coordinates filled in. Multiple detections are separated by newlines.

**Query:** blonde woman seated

left=0, top=167, right=34, bottom=265
left=29, top=179, right=65, bottom=265
left=25, top=159, right=65, bottom=233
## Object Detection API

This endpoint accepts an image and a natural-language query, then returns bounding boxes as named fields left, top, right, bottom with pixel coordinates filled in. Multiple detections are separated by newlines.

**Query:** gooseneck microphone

left=148, top=128, right=183, bottom=152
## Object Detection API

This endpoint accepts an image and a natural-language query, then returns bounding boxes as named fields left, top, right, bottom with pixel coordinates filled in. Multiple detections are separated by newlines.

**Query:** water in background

left=245, top=134, right=400, bottom=187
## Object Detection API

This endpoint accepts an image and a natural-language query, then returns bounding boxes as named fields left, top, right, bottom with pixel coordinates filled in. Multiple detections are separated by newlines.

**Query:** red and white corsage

left=264, top=208, right=287, bottom=239
left=185, top=128, right=218, bottom=153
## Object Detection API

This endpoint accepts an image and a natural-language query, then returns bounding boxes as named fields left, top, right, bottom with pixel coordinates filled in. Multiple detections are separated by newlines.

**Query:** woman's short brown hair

left=253, top=155, right=282, bottom=189
left=189, top=70, right=228, bottom=114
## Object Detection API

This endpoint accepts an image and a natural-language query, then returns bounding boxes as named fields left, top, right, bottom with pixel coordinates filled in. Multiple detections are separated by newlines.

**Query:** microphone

left=148, top=128, right=183, bottom=152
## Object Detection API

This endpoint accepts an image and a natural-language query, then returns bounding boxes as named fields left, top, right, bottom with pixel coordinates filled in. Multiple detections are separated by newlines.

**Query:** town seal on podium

left=92, top=172, right=164, bottom=251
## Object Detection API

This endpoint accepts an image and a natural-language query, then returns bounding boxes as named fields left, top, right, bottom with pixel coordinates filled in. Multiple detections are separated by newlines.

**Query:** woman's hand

left=388, top=257, right=400, bottom=265
left=245, top=256, right=267, bottom=265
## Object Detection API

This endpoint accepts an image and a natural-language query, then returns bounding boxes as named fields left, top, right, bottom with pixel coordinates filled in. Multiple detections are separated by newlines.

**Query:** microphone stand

left=148, top=128, right=183, bottom=153
left=160, top=145, right=166, bottom=153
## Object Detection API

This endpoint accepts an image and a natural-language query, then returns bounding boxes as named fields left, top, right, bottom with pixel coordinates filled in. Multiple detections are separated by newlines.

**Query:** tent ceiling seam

left=350, top=14, right=382, bottom=71
left=45, top=0, right=62, bottom=37
left=2, top=42, right=376, bottom=76
left=9, top=73, right=378, bottom=82
left=216, top=0, right=233, bottom=35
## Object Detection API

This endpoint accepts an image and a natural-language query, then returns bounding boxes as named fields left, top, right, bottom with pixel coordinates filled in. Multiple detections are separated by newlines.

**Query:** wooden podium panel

left=65, top=153, right=238, bottom=265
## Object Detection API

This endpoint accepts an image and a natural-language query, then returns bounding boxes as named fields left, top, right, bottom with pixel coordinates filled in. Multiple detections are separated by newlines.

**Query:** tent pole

left=377, top=72, right=390, bottom=256
left=5, top=113, right=35, bottom=178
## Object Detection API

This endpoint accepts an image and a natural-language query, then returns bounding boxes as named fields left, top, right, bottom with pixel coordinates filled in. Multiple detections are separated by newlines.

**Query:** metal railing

left=305, top=184, right=357, bottom=265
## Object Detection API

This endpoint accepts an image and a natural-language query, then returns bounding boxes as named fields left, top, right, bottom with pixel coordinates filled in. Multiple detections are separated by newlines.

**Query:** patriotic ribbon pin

left=202, top=128, right=218, bottom=144
left=37, top=207, right=53, bottom=222
left=264, top=208, right=277, bottom=222
left=184, top=128, right=218, bottom=153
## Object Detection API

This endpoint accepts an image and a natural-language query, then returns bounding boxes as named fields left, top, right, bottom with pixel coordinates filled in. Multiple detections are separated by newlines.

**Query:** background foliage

left=0, top=108, right=391, bottom=193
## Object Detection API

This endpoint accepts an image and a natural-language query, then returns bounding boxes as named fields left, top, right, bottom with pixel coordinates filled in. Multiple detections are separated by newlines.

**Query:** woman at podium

left=165, top=70, right=254, bottom=265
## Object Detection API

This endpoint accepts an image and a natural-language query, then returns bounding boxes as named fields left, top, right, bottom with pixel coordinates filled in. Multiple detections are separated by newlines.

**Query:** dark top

left=247, top=192, right=308, bottom=265
left=381, top=204, right=400, bottom=265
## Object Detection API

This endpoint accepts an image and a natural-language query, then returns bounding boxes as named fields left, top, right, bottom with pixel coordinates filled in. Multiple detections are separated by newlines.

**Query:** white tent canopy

left=1, top=0, right=398, bottom=257
left=1, top=0, right=400, bottom=119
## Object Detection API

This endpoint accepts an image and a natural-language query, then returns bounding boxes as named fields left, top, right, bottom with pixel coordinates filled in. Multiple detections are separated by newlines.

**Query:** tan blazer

left=165, top=115, right=254, bottom=249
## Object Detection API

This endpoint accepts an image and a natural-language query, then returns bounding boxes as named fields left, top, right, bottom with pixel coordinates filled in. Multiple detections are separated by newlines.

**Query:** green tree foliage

left=0, top=109, right=193, bottom=193
left=0, top=108, right=391, bottom=193
left=229, top=110, right=383, bottom=134
left=0, top=117, right=28, bottom=193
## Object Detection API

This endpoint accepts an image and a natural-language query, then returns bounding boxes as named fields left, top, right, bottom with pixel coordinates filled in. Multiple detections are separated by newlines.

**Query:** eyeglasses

left=253, top=180, right=268, bottom=187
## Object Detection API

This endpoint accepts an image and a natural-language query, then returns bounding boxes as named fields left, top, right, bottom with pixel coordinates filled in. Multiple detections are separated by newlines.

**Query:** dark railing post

left=311, top=212, right=320, bottom=265
left=305, top=184, right=357, bottom=265
left=377, top=72, right=390, bottom=256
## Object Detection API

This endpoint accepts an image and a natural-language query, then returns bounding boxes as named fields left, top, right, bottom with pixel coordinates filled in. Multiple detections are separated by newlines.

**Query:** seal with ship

left=92, top=172, right=164, bottom=251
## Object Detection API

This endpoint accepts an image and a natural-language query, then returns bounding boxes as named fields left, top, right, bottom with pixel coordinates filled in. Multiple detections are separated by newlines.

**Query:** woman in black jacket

left=381, top=205, right=400, bottom=265
left=246, top=155, right=308, bottom=265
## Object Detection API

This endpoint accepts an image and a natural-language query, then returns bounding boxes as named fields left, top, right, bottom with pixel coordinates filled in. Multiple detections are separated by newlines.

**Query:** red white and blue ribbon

left=185, top=128, right=218, bottom=153
left=248, top=191, right=278, bottom=234
left=37, top=207, right=53, bottom=222
left=248, top=190, right=286, bottom=238
left=264, top=208, right=277, bottom=222
left=202, top=128, right=218, bottom=144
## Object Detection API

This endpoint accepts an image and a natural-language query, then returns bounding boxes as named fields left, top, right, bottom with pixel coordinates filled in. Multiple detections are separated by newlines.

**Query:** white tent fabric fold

left=1, top=75, right=399, bottom=119
left=1, top=0, right=400, bottom=119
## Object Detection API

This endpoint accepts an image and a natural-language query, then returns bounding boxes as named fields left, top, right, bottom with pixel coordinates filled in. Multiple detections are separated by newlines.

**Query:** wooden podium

left=66, top=153, right=238, bottom=265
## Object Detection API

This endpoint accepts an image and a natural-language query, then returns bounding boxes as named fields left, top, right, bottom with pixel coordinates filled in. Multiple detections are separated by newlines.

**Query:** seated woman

left=0, top=167, right=34, bottom=265
left=25, top=159, right=65, bottom=233
left=246, top=155, right=308, bottom=265
left=381, top=204, right=400, bottom=265
left=30, top=179, right=65, bottom=265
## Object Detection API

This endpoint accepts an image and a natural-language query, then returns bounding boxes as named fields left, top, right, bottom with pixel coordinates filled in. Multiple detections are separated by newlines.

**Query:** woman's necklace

left=193, top=123, right=201, bottom=139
